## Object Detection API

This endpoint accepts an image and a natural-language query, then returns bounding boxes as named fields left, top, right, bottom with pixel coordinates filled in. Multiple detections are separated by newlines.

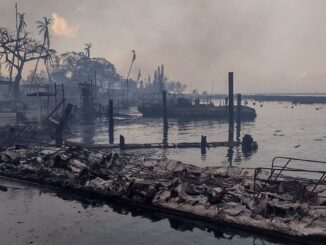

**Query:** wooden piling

left=201, top=135, right=207, bottom=148
left=109, top=99, right=114, bottom=144
left=119, top=135, right=125, bottom=149
left=163, top=90, right=168, bottom=128
left=201, top=135, right=207, bottom=155
left=163, top=125, right=168, bottom=145
left=236, top=94, right=242, bottom=141
left=162, top=90, right=168, bottom=145
left=228, top=72, right=234, bottom=142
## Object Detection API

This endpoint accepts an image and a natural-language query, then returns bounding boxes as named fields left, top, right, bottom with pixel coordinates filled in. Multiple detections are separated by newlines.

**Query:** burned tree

left=9, top=5, right=27, bottom=82
left=84, top=42, right=92, bottom=58
left=126, top=50, right=136, bottom=91
left=31, top=16, right=52, bottom=84
left=0, top=27, right=53, bottom=101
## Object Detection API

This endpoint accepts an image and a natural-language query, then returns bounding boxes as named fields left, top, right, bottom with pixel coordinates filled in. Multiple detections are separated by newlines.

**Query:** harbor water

left=69, top=101, right=326, bottom=172
left=1, top=100, right=325, bottom=244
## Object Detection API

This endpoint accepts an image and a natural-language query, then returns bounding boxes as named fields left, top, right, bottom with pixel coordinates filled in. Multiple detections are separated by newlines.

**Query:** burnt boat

left=138, top=97, right=257, bottom=120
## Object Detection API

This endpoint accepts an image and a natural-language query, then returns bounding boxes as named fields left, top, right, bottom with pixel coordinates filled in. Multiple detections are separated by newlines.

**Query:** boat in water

left=138, top=97, right=257, bottom=120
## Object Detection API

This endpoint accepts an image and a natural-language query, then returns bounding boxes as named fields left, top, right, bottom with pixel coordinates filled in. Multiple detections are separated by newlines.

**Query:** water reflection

left=162, top=123, right=168, bottom=145
left=51, top=187, right=289, bottom=244
left=236, top=120, right=241, bottom=142
left=234, top=145, right=242, bottom=163
left=73, top=102, right=326, bottom=170
left=227, top=145, right=234, bottom=165
left=234, top=122, right=243, bottom=163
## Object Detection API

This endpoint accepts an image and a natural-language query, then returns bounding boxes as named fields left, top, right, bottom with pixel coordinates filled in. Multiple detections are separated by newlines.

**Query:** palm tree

left=37, top=17, right=51, bottom=49
left=84, top=43, right=92, bottom=58
left=125, top=50, right=136, bottom=105
left=126, top=50, right=136, bottom=89
left=31, top=17, right=51, bottom=84
left=9, top=11, right=27, bottom=82
left=17, top=13, right=27, bottom=35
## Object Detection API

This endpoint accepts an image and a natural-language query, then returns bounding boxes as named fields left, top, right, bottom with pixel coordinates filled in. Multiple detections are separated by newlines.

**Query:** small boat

left=138, top=97, right=256, bottom=120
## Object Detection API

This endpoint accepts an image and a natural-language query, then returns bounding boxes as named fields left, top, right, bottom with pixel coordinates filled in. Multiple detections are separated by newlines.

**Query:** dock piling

left=162, top=90, right=169, bottom=144
left=236, top=93, right=242, bottom=141
left=119, top=135, right=125, bottom=149
left=163, top=90, right=168, bottom=128
left=228, top=72, right=234, bottom=143
left=109, top=99, right=114, bottom=144
left=201, top=135, right=207, bottom=155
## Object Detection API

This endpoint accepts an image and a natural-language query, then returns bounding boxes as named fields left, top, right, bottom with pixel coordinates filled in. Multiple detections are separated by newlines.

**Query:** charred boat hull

left=138, top=104, right=257, bottom=120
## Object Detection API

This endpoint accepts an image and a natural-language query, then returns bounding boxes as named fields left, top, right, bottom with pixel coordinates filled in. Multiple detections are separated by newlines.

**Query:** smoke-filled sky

left=1, top=0, right=326, bottom=93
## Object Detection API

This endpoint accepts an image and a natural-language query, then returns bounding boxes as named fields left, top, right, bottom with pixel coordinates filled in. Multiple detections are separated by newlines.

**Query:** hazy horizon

left=1, top=0, right=326, bottom=93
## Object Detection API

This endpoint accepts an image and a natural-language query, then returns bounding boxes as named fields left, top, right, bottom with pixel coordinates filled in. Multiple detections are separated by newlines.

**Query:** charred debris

left=0, top=146, right=325, bottom=243
left=1, top=6, right=325, bottom=243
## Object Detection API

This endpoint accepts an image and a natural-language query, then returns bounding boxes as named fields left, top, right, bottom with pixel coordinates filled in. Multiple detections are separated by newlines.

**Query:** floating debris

left=313, top=138, right=324, bottom=142
left=273, top=130, right=285, bottom=137
left=0, top=184, right=8, bottom=192
left=242, top=134, right=258, bottom=153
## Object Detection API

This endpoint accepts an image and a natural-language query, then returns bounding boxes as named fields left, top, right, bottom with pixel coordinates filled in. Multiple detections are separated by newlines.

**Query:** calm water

left=69, top=101, right=326, bottom=172
left=1, top=101, right=325, bottom=244
left=0, top=178, right=288, bottom=245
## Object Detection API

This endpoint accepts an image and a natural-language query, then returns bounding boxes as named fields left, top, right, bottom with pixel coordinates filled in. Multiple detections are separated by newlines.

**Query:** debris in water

left=242, top=134, right=258, bottom=153
left=0, top=185, right=8, bottom=192
left=273, top=130, right=285, bottom=137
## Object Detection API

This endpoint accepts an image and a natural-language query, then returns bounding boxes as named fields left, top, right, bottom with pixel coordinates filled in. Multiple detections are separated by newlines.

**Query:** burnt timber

left=0, top=146, right=325, bottom=244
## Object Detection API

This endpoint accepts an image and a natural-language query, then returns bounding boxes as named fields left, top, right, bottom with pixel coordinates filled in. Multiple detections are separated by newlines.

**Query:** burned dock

left=0, top=146, right=325, bottom=244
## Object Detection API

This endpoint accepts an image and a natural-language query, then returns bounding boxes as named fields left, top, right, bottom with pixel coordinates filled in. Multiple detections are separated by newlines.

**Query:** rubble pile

left=0, top=146, right=325, bottom=242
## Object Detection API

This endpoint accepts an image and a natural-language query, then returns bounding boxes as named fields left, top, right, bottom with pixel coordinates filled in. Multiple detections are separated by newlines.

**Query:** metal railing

left=253, top=157, right=326, bottom=198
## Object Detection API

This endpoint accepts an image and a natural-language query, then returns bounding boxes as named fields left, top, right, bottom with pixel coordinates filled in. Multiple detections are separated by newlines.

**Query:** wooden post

left=228, top=72, right=234, bottom=143
left=201, top=135, right=207, bottom=155
left=163, top=90, right=168, bottom=128
left=109, top=99, right=114, bottom=144
left=119, top=135, right=125, bottom=149
left=162, top=90, right=168, bottom=145
left=236, top=94, right=242, bottom=141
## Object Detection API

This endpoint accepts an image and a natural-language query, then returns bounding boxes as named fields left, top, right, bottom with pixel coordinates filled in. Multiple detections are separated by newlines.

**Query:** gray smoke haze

left=1, top=0, right=326, bottom=93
